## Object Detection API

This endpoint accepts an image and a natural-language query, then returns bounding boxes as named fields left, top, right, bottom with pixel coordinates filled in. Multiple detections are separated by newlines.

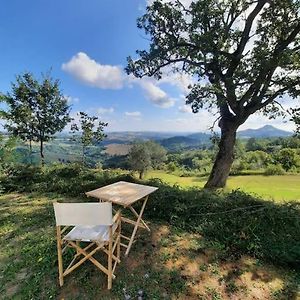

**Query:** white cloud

left=62, top=53, right=177, bottom=109
left=64, top=95, right=80, bottom=104
left=178, top=105, right=192, bottom=113
left=160, top=72, right=195, bottom=94
left=125, top=111, right=142, bottom=117
left=138, top=80, right=175, bottom=108
left=62, top=52, right=124, bottom=89
left=96, top=107, right=114, bottom=115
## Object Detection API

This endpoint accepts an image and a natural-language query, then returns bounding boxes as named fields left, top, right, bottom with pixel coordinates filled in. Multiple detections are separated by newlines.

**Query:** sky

left=0, top=0, right=297, bottom=133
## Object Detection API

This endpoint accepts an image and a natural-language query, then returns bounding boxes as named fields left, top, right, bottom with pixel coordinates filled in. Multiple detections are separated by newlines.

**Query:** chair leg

left=56, top=227, right=64, bottom=287
left=117, top=219, right=121, bottom=262
left=108, top=228, right=113, bottom=289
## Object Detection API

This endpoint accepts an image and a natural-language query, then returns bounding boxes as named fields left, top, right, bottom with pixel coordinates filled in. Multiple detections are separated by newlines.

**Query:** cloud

left=178, top=105, right=192, bottom=113
left=96, top=107, right=114, bottom=115
left=125, top=111, right=142, bottom=117
left=159, top=72, right=195, bottom=94
left=62, top=52, right=124, bottom=89
left=62, top=53, right=192, bottom=109
left=64, top=95, right=80, bottom=104
left=138, top=80, right=175, bottom=108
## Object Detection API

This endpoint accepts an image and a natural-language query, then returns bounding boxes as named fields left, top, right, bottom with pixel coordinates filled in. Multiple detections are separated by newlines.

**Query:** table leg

left=125, top=196, right=148, bottom=256
left=129, top=206, right=150, bottom=232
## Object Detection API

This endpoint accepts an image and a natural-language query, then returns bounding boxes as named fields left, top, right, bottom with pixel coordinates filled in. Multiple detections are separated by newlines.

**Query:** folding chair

left=53, top=202, right=121, bottom=289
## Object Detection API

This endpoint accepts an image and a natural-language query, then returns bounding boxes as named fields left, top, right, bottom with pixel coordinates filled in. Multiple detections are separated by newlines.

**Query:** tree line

left=0, top=73, right=107, bottom=165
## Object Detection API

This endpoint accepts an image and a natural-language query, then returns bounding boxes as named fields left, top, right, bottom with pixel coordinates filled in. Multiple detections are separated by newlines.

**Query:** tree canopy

left=128, top=141, right=167, bottom=179
left=1, top=73, right=70, bottom=164
left=126, top=0, right=300, bottom=188
left=70, top=111, right=108, bottom=165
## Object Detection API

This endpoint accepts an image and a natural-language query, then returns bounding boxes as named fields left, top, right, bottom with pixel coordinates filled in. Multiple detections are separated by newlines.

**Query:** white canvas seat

left=53, top=202, right=121, bottom=290
left=64, top=223, right=118, bottom=242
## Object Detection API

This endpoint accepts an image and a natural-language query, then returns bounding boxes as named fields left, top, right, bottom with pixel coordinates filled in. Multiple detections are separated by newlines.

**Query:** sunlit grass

left=146, top=171, right=300, bottom=201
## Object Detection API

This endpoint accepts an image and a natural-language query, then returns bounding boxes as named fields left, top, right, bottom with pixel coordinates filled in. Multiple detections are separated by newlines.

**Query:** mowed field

left=146, top=171, right=300, bottom=201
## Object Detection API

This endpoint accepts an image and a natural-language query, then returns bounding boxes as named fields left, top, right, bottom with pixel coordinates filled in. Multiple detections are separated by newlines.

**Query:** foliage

left=0, top=163, right=134, bottom=196
left=0, top=135, right=18, bottom=168
left=128, top=141, right=167, bottom=179
left=290, top=106, right=300, bottom=135
left=1, top=72, right=70, bottom=164
left=264, top=164, right=285, bottom=176
left=70, top=112, right=107, bottom=166
left=126, top=0, right=300, bottom=188
left=273, top=148, right=300, bottom=172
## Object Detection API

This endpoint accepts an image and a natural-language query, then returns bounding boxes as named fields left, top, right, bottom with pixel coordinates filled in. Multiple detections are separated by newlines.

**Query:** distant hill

left=186, top=132, right=211, bottom=142
left=159, top=136, right=203, bottom=151
left=238, top=125, right=292, bottom=138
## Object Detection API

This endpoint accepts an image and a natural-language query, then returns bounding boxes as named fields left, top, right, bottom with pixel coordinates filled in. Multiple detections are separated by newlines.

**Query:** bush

left=0, top=163, right=135, bottom=196
left=264, top=164, right=285, bottom=175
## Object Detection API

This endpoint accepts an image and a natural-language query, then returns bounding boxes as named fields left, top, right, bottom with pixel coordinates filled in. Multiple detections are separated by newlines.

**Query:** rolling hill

left=238, top=125, right=292, bottom=138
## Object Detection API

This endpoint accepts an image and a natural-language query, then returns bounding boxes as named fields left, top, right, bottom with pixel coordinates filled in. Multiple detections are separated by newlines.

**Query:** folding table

left=86, top=181, right=158, bottom=256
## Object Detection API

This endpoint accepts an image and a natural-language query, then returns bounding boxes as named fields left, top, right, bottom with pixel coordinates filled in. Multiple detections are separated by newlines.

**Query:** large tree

left=2, top=73, right=70, bottom=164
left=126, top=0, right=300, bottom=188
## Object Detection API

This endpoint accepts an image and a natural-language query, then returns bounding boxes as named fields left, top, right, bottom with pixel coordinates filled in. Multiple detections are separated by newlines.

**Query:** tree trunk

left=205, top=120, right=238, bottom=189
left=139, top=170, right=144, bottom=179
left=29, top=140, right=32, bottom=164
left=82, top=146, right=85, bottom=166
left=40, top=139, right=44, bottom=166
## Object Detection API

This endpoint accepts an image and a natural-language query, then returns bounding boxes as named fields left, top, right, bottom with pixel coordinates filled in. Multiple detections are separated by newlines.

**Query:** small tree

left=1, top=72, right=70, bottom=165
left=70, top=112, right=107, bottom=165
left=0, top=74, right=37, bottom=162
left=128, top=141, right=167, bottom=179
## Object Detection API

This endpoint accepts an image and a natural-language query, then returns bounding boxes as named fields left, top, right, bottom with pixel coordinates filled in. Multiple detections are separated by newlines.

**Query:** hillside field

left=146, top=171, right=300, bottom=201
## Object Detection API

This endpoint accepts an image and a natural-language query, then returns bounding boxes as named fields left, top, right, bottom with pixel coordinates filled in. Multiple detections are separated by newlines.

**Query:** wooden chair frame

left=55, top=210, right=122, bottom=290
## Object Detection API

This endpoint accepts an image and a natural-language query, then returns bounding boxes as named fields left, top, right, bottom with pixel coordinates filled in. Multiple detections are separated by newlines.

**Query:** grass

left=1, top=192, right=299, bottom=299
left=146, top=171, right=300, bottom=201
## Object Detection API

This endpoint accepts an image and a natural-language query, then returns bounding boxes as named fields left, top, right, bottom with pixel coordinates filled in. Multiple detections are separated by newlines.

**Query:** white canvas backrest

left=53, top=202, right=113, bottom=226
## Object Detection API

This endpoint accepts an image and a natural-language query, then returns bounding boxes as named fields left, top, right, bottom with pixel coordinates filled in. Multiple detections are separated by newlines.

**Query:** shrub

left=0, top=163, right=135, bottom=196
left=264, top=164, right=285, bottom=175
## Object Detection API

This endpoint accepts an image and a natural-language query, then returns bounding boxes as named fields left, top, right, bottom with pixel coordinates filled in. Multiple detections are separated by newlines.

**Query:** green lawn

left=146, top=171, right=300, bottom=201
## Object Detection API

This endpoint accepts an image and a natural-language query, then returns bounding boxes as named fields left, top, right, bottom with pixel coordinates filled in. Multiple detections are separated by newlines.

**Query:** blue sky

left=0, top=0, right=296, bottom=132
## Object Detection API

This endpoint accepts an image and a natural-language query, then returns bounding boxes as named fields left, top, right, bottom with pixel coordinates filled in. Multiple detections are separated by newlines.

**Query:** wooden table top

left=85, top=181, right=158, bottom=207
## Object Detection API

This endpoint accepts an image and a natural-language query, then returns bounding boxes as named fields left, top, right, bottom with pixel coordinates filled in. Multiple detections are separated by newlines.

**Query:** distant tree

left=245, top=150, right=270, bottom=170
left=273, top=148, right=300, bottom=171
left=0, top=134, right=18, bottom=168
left=128, top=141, right=167, bottom=179
left=245, top=138, right=265, bottom=152
left=71, top=112, right=107, bottom=165
left=1, top=72, right=70, bottom=165
left=291, top=107, right=300, bottom=135
left=126, top=0, right=300, bottom=188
